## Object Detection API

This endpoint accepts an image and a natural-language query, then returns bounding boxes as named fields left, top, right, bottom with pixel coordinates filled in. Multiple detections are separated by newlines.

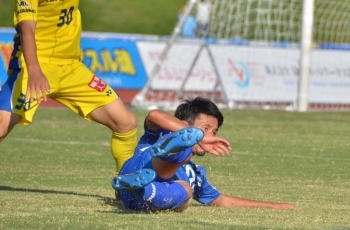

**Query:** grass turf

left=1, top=108, right=349, bottom=229
left=0, top=1, right=187, bottom=35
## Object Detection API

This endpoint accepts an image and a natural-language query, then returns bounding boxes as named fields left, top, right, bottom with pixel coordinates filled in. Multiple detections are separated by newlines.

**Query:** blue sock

left=159, top=148, right=192, bottom=164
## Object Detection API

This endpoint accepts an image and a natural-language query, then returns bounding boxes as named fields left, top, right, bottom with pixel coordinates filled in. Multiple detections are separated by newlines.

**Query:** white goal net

left=132, top=0, right=350, bottom=111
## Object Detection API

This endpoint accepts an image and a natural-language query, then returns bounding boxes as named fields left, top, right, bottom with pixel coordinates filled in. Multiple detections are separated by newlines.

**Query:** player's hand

left=198, top=136, right=232, bottom=156
left=26, top=68, right=50, bottom=103
left=271, top=203, right=299, bottom=210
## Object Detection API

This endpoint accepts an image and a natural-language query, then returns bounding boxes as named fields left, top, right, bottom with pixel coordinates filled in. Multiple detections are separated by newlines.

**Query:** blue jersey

left=119, top=123, right=221, bottom=205
left=176, top=161, right=220, bottom=205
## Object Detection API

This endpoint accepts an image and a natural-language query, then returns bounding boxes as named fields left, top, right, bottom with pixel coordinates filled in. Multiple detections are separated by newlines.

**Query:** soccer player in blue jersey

left=0, top=0, right=137, bottom=175
left=112, top=97, right=298, bottom=212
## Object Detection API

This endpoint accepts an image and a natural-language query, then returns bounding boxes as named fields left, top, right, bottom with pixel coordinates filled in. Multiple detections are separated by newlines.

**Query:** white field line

left=234, top=151, right=350, bottom=162
left=7, top=137, right=110, bottom=146
left=7, top=137, right=350, bottom=161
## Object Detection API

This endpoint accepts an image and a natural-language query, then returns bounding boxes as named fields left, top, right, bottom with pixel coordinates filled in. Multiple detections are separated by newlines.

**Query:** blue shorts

left=121, top=181, right=188, bottom=211
left=118, top=143, right=192, bottom=211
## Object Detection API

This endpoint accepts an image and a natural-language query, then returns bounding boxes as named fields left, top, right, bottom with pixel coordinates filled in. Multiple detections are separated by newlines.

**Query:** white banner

left=137, top=40, right=350, bottom=104
left=209, top=45, right=300, bottom=102
left=136, top=41, right=217, bottom=91
left=209, top=45, right=350, bottom=103
left=309, top=49, right=350, bottom=103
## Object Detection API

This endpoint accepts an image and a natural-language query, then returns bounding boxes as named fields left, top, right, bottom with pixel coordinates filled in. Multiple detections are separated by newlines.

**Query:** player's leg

left=141, top=180, right=192, bottom=211
left=52, top=62, right=137, bottom=174
left=150, top=127, right=204, bottom=179
left=0, top=111, right=20, bottom=142
left=114, top=173, right=193, bottom=212
left=141, top=180, right=192, bottom=212
left=0, top=68, right=41, bottom=141
left=150, top=127, right=204, bottom=158
left=173, top=180, right=193, bottom=212
left=89, top=98, right=137, bottom=174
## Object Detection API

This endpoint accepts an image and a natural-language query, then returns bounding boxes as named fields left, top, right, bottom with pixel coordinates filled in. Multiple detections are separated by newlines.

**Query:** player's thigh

left=160, top=180, right=192, bottom=209
left=0, top=111, right=20, bottom=140
left=0, top=68, right=41, bottom=125
left=53, top=62, right=130, bottom=127
left=89, top=97, right=137, bottom=132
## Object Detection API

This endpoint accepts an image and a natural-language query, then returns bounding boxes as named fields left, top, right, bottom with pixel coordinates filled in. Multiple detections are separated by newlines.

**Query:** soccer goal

left=132, top=0, right=350, bottom=111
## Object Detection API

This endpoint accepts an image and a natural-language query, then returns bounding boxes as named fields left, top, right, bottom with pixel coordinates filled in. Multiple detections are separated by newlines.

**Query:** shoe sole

left=150, top=127, right=204, bottom=158
left=112, top=168, right=156, bottom=191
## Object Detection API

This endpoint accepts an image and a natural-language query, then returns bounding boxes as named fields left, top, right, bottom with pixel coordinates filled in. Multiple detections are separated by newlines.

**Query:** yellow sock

left=111, top=128, right=137, bottom=175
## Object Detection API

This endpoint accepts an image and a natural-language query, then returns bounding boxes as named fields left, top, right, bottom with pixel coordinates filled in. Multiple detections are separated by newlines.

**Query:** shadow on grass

left=0, top=185, right=126, bottom=211
left=0, top=185, right=188, bottom=215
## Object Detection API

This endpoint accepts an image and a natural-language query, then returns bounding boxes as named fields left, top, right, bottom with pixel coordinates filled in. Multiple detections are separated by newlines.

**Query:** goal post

left=297, top=0, right=314, bottom=112
left=132, top=0, right=350, bottom=111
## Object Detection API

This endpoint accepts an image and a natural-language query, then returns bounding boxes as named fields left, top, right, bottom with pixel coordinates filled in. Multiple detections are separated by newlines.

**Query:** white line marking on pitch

left=234, top=151, right=350, bottom=161
left=7, top=137, right=350, bottom=161
left=7, top=137, right=110, bottom=146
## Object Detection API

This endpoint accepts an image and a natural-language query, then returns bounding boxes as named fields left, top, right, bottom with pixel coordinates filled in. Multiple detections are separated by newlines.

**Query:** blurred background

left=0, top=1, right=188, bottom=35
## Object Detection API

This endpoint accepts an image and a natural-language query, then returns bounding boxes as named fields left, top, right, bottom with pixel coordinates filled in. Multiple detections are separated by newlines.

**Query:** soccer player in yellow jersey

left=0, top=0, right=138, bottom=176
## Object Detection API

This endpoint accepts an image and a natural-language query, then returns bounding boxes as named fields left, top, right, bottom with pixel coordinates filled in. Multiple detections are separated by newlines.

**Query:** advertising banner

left=0, top=29, right=148, bottom=89
left=209, top=45, right=350, bottom=103
left=1, top=28, right=350, bottom=105
left=0, top=29, right=13, bottom=86
left=137, top=41, right=217, bottom=91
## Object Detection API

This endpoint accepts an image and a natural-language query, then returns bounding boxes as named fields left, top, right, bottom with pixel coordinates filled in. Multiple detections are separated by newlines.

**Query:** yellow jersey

left=13, top=0, right=81, bottom=65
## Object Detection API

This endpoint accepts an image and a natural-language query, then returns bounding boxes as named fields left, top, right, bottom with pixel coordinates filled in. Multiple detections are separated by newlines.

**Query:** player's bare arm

left=209, top=194, right=298, bottom=210
left=19, top=20, right=50, bottom=103
left=145, top=109, right=188, bottom=132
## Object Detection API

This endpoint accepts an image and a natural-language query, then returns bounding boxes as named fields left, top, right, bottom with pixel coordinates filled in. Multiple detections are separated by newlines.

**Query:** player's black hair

left=174, top=97, right=224, bottom=127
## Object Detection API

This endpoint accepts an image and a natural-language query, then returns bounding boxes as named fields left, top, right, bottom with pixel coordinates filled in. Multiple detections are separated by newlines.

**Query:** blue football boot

left=112, top=168, right=156, bottom=191
left=150, top=127, right=204, bottom=158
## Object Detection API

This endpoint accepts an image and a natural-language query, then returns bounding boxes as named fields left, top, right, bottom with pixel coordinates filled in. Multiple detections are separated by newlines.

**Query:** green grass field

left=1, top=108, right=349, bottom=229
left=0, top=1, right=187, bottom=35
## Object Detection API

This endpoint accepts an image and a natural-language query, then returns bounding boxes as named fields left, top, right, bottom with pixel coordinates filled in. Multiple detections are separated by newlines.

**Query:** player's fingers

left=41, top=90, right=47, bottom=102
left=209, top=150, right=221, bottom=157
left=26, top=87, right=30, bottom=102
left=289, top=205, right=299, bottom=211
left=46, top=81, right=50, bottom=92
left=27, top=87, right=34, bottom=103
left=36, top=89, right=41, bottom=104
left=212, top=145, right=227, bottom=156
left=41, top=86, right=47, bottom=102
left=215, top=142, right=230, bottom=155
left=206, top=148, right=222, bottom=157
left=46, top=81, right=50, bottom=93
left=213, top=137, right=232, bottom=150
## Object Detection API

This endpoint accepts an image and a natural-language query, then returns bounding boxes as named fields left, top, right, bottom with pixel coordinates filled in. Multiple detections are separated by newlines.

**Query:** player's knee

left=0, top=123, right=10, bottom=142
left=0, top=112, right=20, bottom=142
left=174, top=181, right=193, bottom=212
left=0, top=129, right=6, bottom=142
left=115, top=111, right=137, bottom=132
left=175, top=197, right=193, bottom=212
left=0, top=114, right=11, bottom=142
left=177, top=180, right=192, bottom=197
left=126, top=111, right=137, bottom=129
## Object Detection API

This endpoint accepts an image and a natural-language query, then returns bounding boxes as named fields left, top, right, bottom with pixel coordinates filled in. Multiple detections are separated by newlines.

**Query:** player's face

left=193, top=113, right=219, bottom=136
left=191, top=113, right=219, bottom=156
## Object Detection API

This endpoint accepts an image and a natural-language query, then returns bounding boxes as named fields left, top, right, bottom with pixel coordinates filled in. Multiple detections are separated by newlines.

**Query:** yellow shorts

left=8, top=61, right=118, bottom=124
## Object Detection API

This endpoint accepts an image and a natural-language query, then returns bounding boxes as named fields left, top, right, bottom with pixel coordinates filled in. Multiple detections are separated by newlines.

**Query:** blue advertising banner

left=0, top=28, right=148, bottom=89
left=0, top=28, right=13, bottom=86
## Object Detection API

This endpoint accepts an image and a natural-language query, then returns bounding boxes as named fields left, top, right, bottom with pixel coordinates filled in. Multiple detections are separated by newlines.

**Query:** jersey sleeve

left=192, top=164, right=221, bottom=205
left=14, top=0, right=38, bottom=25
left=138, top=120, right=170, bottom=145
